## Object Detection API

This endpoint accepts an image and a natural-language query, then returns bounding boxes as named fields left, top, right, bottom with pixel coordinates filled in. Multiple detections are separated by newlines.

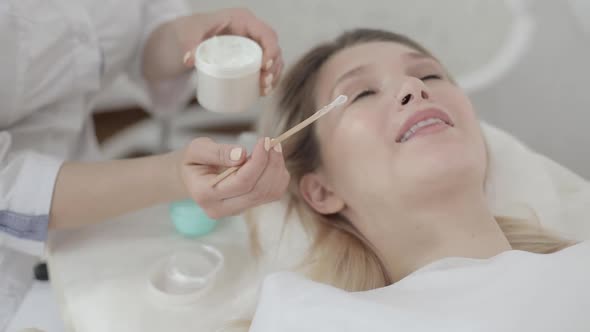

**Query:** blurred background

left=95, top=0, right=590, bottom=178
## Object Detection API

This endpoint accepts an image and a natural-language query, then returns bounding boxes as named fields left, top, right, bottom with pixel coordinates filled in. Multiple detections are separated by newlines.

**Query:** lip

left=396, top=107, right=455, bottom=143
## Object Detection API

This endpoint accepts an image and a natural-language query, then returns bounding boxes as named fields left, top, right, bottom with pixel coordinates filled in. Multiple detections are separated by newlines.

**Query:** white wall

left=469, top=1, right=590, bottom=179
left=188, top=0, right=513, bottom=78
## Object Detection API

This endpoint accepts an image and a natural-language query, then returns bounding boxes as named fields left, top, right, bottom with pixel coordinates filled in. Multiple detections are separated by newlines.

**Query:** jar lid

left=196, top=35, right=263, bottom=78
left=147, top=244, right=224, bottom=305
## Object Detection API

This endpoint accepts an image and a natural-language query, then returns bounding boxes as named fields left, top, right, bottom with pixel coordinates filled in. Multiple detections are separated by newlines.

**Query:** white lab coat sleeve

left=127, top=0, right=194, bottom=112
left=0, top=4, right=63, bottom=246
left=0, top=132, right=62, bottom=243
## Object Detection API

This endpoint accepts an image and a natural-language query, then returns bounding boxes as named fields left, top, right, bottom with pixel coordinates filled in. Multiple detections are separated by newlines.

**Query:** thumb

left=185, top=137, right=246, bottom=167
left=183, top=50, right=195, bottom=68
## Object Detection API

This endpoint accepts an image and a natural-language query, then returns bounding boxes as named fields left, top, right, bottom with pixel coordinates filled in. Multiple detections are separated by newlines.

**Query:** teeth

left=400, top=117, right=445, bottom=143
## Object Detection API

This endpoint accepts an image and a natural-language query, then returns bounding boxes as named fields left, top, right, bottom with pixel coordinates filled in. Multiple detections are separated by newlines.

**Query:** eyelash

left=352, top=89, right=377, bottom=103
left=350, top=74, right=442, bottom=104
left=421, top=74, right=442, bottom=81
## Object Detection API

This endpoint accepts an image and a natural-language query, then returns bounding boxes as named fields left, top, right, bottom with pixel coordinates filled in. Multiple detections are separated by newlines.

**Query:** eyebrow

left=402, top=51, right=438, bottom=63
left=333, top=64, right=370, bottom=88
left=330, top=64, right=371, bottom=100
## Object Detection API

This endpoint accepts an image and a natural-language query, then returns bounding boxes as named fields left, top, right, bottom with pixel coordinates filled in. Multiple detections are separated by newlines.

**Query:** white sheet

left=250, top=241, right=590, bottom=332
left=482, top=123, right=589, bottom=239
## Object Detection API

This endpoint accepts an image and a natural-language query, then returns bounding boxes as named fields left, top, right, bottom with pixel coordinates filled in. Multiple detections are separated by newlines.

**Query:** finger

left=259, top=71, right=274, bottom=96
left=267, top=51, right=283, bottom=82
left=185, top=137, right=247, bottom=167
left=203, top=16, right=233, bottom=39
left=220, top=143, right=290, bottom=214
left=183, top=50, right=196, bottom=68
left=271, top=57, right=284, bottom=88
left=183, top=137, right=248, bottom=207
left=213, top=137, right=271, bottom=198
left=259, top=56, right=284, bottom=96
left=235, top=11, right=281, bottom=72
left=185, top=167, right=217, bottom=207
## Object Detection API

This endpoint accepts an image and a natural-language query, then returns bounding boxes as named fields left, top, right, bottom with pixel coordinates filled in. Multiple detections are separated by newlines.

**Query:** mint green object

left=169, top=199, right=218, bottom=237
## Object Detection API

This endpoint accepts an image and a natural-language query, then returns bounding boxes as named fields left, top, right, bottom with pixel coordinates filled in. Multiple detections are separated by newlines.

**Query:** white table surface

left=8, top=281, right=66, bottom=332
left=46, top=204, right=260, bottom=332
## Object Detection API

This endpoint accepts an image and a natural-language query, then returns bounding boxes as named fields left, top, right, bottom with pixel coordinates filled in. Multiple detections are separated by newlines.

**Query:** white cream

left=195, top=35, right=263, bottom=113
left=199, top=36, right=257, bottom=67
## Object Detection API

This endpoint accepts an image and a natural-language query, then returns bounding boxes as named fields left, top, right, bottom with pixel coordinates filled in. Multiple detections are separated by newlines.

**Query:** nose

left=397, top=77, right=430, bottom=107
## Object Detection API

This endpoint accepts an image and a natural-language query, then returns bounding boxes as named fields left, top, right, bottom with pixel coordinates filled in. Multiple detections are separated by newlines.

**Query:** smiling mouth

left=397, top=117, right=453, bottom=143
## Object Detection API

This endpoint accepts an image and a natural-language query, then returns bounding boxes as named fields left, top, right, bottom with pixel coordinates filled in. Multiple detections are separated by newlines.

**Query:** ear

left=299, top=173, right=345, bottom=215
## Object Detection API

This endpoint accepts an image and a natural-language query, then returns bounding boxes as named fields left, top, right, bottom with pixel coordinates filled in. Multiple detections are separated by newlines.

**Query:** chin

left=396, top=136, right=486, bottom=193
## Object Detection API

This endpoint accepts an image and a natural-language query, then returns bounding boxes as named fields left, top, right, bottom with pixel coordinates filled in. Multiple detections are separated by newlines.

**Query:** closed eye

left=352, top=89, right=377, bottom=103
left=421, top=74, right=442, bottom=81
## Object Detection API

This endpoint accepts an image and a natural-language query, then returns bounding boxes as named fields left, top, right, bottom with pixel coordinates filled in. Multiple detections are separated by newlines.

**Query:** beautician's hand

left=178, top=137, right=290, bottom=219
left=177, top=8, right=283, bottom=96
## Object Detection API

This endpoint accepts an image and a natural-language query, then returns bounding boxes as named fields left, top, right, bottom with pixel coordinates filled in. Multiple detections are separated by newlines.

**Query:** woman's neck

left=354, top=188, right=512, bottom=283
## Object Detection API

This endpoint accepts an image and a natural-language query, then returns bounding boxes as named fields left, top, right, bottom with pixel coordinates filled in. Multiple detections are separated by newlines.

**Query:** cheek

left=329, top=111, right=386, bottom=155
left=440, top=88, right=481, bottom=140
left=321, top=112, right=391, bottom=190
left=449, top=93, right=488, bottom=173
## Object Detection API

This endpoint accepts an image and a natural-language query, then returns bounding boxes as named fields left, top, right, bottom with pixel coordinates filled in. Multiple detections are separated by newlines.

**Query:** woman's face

left=305, top=41, right=487, bottom=218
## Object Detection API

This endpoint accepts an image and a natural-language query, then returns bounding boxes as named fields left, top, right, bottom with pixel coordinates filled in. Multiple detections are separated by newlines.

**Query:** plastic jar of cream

left=195, top=35, right=263, bottom=113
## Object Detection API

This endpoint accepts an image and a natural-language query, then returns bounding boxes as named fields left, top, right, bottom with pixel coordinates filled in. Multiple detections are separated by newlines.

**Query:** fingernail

left=264, top=86, right=272, bottom=96
left=230, top=147, right=242, bottom=161
left=264, top=73, right=274, bottom=87
left=273, top=142, right=282, bottom=153
left=183, top=51, right=192, bottom=65
left=264, top=137, right=271, bottom=152
left=266, top=59, right=273, bottom=70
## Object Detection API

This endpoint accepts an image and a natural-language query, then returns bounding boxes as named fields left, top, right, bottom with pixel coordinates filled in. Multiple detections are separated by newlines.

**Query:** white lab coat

left=0, top=0, right=190, bottom=253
